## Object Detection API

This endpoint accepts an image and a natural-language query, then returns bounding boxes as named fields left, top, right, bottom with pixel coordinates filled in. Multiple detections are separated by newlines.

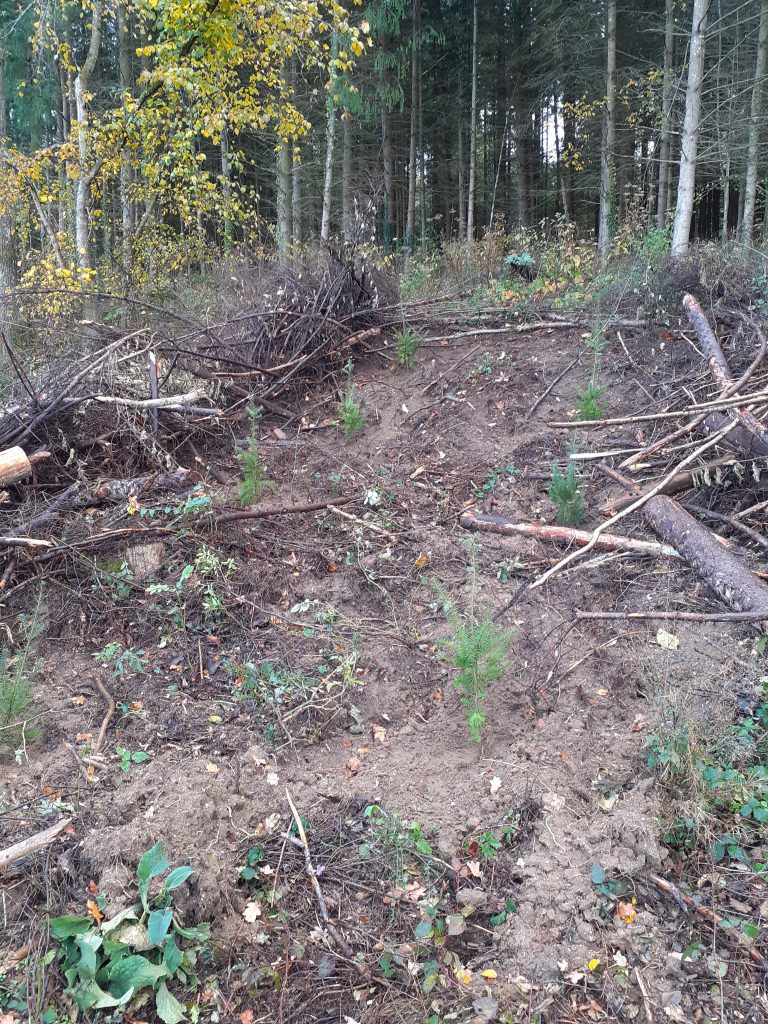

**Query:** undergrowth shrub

left=395, top=327, right=420, bottom=369
left=433, top=540, right=514, bottom=742
left=338, top=383, right=366, bottom=436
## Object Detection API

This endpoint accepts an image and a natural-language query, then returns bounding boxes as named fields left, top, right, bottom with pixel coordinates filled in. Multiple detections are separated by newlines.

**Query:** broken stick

left=0, top=817, right=72, bottom=874
left=460, top=512, right=680, bottom=558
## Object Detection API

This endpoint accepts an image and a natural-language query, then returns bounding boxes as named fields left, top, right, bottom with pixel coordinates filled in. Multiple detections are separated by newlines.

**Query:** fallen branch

left=284, top=789, right=360, bottom=967
left=527, top=355, right=580, bottom=417
left=216, top=495, right=358, bottom=527
left=576, top=609, right=768, bottom=623
left=648, top=873, right=768, bottom=971
left=92, top=677, right=116, bottom=755
left=0, top=536, right=53, bottom=549
left=461, top=512, right=679, bottom=558
left=644, top=495, right=768, bottom=617
left=0, top=817, right=72, bottom=874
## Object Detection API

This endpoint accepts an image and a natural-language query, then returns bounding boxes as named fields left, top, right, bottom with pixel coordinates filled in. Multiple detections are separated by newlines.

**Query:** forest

left=3, top=2, right=768, bottom=1024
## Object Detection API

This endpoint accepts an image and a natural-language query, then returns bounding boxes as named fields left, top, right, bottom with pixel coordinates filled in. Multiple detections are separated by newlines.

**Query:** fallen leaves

left=655, top=628, right=679, bottom=651
left=617, top=900, right=637, bottom=923
left=242, top=901, right=262, bottom=923
left=86, top=898, right=103, bottom=924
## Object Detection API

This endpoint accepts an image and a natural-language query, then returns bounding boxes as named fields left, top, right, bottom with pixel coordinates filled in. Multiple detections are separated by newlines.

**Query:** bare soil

left=2, top=321, right=768, bottom=1022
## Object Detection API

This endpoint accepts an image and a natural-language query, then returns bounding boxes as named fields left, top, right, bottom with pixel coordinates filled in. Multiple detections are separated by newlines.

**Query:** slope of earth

left=2, top=318, right=767, bottom=1023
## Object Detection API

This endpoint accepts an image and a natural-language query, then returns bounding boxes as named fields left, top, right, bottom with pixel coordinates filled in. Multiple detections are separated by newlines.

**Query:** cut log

left=0, top=817, right=72, bottom=874
left=644, top=495, right=768, bottom=616
left=0, top=446, right=32, bottom=486
left=459, top=512, right=680, bottom=558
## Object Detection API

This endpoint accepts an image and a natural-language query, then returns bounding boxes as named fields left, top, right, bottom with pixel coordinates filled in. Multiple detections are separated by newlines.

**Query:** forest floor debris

left=1, top=277, right=768, bottom=1022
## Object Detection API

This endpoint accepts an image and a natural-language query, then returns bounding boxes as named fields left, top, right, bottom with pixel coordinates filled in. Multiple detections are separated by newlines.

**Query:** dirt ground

left=2, top=319, right=768, bottom=1023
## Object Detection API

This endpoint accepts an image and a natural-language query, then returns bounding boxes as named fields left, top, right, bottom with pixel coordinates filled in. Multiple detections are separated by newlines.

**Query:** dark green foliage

left=575, top=381, right=607, bottom=421
left=433, top=542, right=514, bottom=742
left=548, top=460, right=584, bottom=525
left=238, top=404, right=275, bottom=506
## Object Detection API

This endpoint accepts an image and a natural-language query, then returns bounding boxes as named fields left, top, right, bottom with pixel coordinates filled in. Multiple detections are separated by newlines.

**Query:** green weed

left=0, top=647, right=39, bottom=758
left=548, top=460, right=584, bottom=525
left=49, top=841, right=209, bottom=1021
left=433, top=541, right=514, bottom=742
left=338, top=383, right=366, bottom=436
left=395, top=327, right=420, bottom=369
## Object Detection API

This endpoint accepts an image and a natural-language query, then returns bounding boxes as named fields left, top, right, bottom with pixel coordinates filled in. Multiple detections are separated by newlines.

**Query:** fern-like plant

left=238, top=403, right=275, bottom=506
left=548, top=460, right=584, bottom=525
left=0, top=649, right=38, bottom=757
left=433, top=542, right=514, bottom=742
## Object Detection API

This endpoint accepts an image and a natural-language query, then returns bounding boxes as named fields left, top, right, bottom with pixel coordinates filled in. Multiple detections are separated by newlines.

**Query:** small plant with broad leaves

left=548, top=460, right=584, bottom=525
left=49, top=841, right=209, bottom=1022
left=338, top=383, right=366, bottom=436
left=433, top=540, right=514, bottom=742
left=395, top=327, right=420, bottom=369
left=238, top=403, right=275, bottom=506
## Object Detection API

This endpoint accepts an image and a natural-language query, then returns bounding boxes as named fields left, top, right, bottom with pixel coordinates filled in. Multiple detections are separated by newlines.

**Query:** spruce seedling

left=433, top=540, right=514, bottom=742
left=338, top=383, right=366, bottom=436
left=238, top=403, right=275, bottom=506
left=395, top=327, right=420, bottom=369
left=548, top=459, right=584, bottom=525
left=575, top=380, right=606, bottom=421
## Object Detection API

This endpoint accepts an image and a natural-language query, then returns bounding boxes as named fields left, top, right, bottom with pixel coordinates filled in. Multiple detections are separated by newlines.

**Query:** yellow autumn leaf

left=588, top=958, right=600, bottom=971
left=480, top=969, right=497, bottom=980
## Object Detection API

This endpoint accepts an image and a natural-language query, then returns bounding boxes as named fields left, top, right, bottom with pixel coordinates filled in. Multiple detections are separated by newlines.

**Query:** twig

left=647, top=873, right=768, bottom=971
left=527, top=355, right=579, bottom=417
left=0, top=817, right=72, bottom=873
left=575, top=609, right=768, bottom=623
left=284, top=789, right=361, bottom=968
left=0, top=537, right=52, bottom=549
left=216, top=495, right=358, bottom=527
left=327, top=505, right=398, bottom=538
left=92, top=677, right=116, bottom=755
left=683, top=503, right=768, bottom=551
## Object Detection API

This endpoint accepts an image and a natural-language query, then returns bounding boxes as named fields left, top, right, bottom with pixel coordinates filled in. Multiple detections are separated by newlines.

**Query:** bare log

left=644, top=495, right=768, bottom=616
left=0, top=446, right=32, bottom=486
left=0, top=817, right=72, bottom=874
left=460, top=512, right=679, bottom=558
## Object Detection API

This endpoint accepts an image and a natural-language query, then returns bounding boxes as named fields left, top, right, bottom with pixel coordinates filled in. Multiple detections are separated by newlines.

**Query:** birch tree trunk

left=597, top=0, right=617, bottom=261
left=320, top=92, right=336, bottom=243
left=656, top=0, right=675, bottom=229
left=466, top=0, right=479, bottom=240
left=740, top=0, right=768, bottom=245
left=406, top=0, right=420, bottom=250
left=74, top=0, right=102, bottom=275
left=671, top=0, right=711, bottom=256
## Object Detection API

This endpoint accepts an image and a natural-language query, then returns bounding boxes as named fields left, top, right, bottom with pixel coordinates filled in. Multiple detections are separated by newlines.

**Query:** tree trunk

left=380, top=67, right=395, bottom=250
left=671, top=0, right=710, bottom=256
left=466, top=0, right=479, bottom=240
left=221, top=123, right=233, bottom=253
left=0, top=36, right=16, bottom=344
left=740, top=0, right=768, bottom=244
left=276, top=139, right=292, bottom=255
left=320, top=89, right=336, bottom=243
left=74, top=0, right=102, bottom=276
left=292, top=150, right=303, bottom=245
left=656, top=0, right=675, bottom=229
left=117, top=1, right=134, bottom=288
left=342, top=115, right=353, bottom=243
left=598, top=0, right=617, bottom=261
left=406, top=0, right=420, bottom=250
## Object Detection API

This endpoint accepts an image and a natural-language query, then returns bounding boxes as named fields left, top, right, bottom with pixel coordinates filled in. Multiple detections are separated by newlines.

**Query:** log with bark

left=0, top=817, right=72, bottom=873
left=644, top=495, right=768, bottom=617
